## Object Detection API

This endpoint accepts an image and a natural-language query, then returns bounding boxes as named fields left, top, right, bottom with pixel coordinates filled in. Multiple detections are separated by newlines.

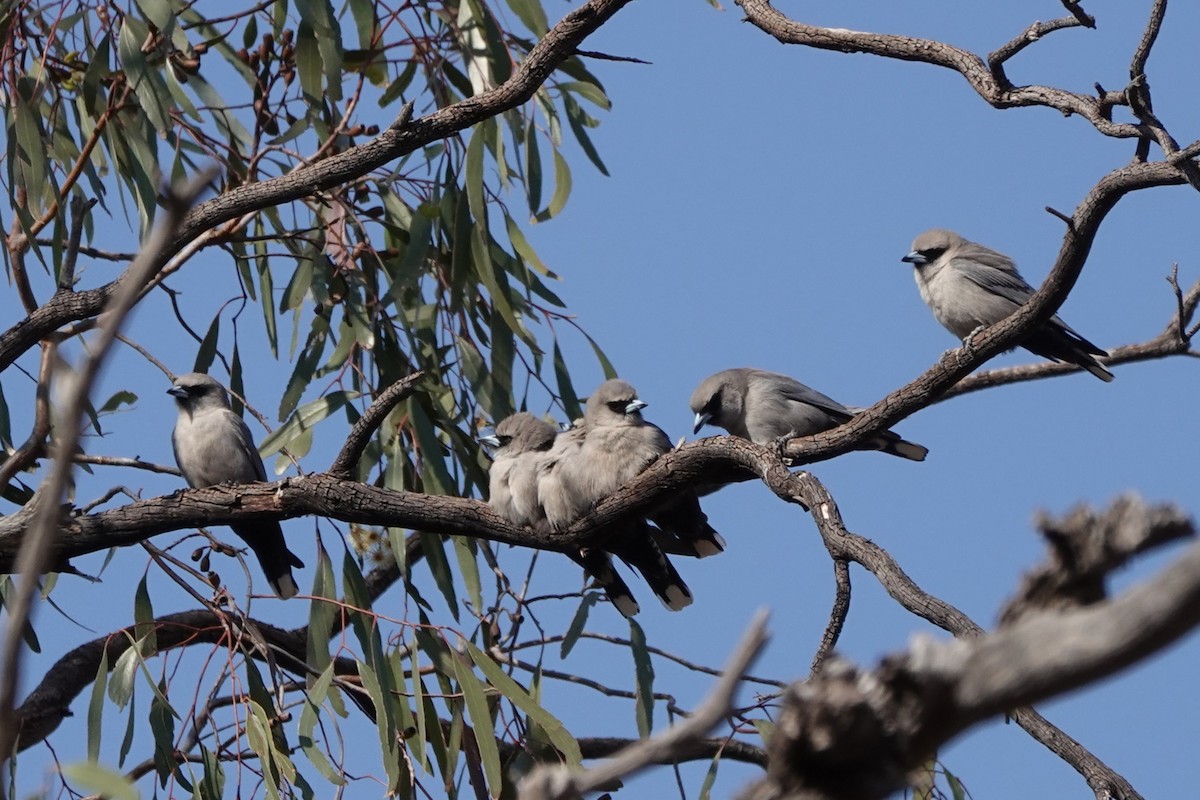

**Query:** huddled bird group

left=167, top=230, right=1112, bottom=607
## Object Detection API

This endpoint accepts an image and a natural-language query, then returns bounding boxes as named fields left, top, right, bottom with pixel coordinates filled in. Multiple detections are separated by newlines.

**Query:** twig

left=519, top=610, right=769, bottom=800
left=810, top=558, right=850, bottom=677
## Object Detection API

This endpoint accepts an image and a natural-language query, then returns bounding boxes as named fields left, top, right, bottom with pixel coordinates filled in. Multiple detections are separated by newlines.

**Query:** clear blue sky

left=6, top=1, right=1200, bottom=798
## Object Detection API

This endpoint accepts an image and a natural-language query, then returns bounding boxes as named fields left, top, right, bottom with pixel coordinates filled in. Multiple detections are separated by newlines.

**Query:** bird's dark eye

left=921, top=247, right=946, bottom=260
left=607, top=400, right=627, bottom=412
left=498, top=434, right=512, bottom=445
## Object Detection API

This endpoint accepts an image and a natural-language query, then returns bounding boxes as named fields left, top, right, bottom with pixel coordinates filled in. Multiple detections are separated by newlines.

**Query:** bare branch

left=328, top=371, right=425, bottom=478
left=742, top=497, right=1193, bottom=800
left=810, top=559, right=850, bottom=677
left=520, top=610, right=770, bottom=800
left=999, top=494, right=1194, bottom=625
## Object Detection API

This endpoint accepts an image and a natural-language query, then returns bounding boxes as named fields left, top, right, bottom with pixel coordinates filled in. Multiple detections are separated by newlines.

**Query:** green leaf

left=196, top=743, right=226, bottom=800
left=560, top=593, right=597, bottom=659
left=150, top=681, right=177, bottom=786
left=295, top=23, right=323, bottom=103
left=260, top=389, right=357, bottom=457
left=278, top=315, right=330, bottom=421
left=133, top=575, right=156, bottom=653
left=359, top=660, right=403, bottom=792
left=98, top=391, right=138, bottom=415
left=533, top=149, right=572, bottom=221
left=61, top=763, right=138, bottom=800
left=630, top=618, right=655, bottom=737
left=117, top=16, right=172, bottom=133
left=451, top=655, right=502, bottom=795
left=505, top=0, right=548, bottom=36
left=246, top=702, right=285, bottom=800
left=306, top=543, right=337, bottom=682
left=298, top=662, right=346, bottom=785
left=751, top=718, right=775, bottom=746
left=86, top=651, right=108, bottom=761
left=195, top=313, right=221, bottom=373
left=945, top=765, right=968, bottom=800
left=118, top=689, right=137, bottom=766
left=505, top=213, right=556, bottom=278
left=552, top=339, right=581, bottom=421
left=452, top=536, right=483, bottom=613
left=418, top=532, right=459, bottom=622
left=698, top=750, right=722, bottom=800
left=464, top=640, right=582, bottom=766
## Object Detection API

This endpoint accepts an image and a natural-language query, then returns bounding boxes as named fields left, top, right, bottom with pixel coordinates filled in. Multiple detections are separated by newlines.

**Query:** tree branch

left=740, top=496, right=1192, bottom=800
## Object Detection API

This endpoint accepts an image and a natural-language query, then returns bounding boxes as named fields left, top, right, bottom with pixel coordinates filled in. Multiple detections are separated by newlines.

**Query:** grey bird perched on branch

left=536, top=389, right=698, bottom=612
left=690, top=368, right=928, bottom=461
left=169, top=372, right=304, bottom=599
left=902, top=228, right=1114, bottom=382
left=575, top=379, right=725, bottom=560
left=482, top=413, right=639, bottom=617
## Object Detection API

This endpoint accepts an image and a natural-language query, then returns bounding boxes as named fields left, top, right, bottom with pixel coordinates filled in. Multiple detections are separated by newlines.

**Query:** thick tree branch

left=740, top=496, right=1192, bottom=800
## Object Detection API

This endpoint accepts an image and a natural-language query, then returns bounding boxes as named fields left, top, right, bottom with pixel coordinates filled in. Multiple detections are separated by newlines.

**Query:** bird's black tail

left=649, top=493, right=726, bottom=558
left=607, top=522, right=693, bottom=611
left=1026, top=326, right=1114, bottom=382
left=232, top=522, right=305, bottom=599
left=869, top=431, right=929, bottom=462
left=572, top=549, right=640, bottom=617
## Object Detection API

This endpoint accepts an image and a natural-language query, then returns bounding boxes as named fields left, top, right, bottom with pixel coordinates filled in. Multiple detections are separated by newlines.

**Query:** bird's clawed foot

left=773, top=430, right=799, bottom=463
left=962, top=325, right=987, bottom=352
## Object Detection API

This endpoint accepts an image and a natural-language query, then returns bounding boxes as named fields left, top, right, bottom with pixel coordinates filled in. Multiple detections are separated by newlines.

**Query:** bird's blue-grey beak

left=625, top=399, right=648, bottom=415
left=901, top=251, right=926, bottom=265
left=479, top=434, right=501, bottom=448
left=167, top=385, right=188, bottom=399
left=693, top=411, right=711, bottom=434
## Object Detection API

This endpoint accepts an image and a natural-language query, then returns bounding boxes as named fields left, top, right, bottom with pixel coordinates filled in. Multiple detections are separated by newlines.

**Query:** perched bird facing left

left=482, top=412, right=640, bottom=617
left=902, top=228, right=1113, bottom=382
left=690, top=368, right=927, bottom=461
left=169, top=372, right=304, bottom=599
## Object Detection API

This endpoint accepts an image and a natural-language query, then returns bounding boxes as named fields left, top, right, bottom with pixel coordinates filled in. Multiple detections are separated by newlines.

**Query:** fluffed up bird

left=902, top=229, right=1113, bottom=382
left=169, top=372, right=304, bottom=599
left=575, top=379, right=726, bottom=560
left=690, top=367, right=928, bottom=461
left=536, top=410, right=693, bottom=612
left=482, top=413, right=640, bottom=617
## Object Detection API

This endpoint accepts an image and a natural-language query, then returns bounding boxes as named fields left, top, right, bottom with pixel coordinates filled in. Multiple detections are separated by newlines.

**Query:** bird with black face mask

left=902, top=228, right=1113, bottom=382
left=168, top=372, right=304, bottom=599
left=482, top=412, right=640, bottom=617
left=579, top=379, right=724, bottom=559
left=690, top=368, right=927, bottom=461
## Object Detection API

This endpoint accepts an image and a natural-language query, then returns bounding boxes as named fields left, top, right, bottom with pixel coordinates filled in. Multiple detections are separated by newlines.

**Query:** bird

left=482, top=413, right=640, bottom=617
left=168, top=372, right=304, bottom=599
left=690, top=367, right=928, bottom=461
left=901, top=228, right=1113, bottom=382
left=536, top=387, right=698, bottom=612
left=574, top=379, right=725, bottom=559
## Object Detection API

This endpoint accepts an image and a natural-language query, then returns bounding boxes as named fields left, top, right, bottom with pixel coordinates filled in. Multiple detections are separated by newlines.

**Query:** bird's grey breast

left=173, top=409, right=261, bottom=488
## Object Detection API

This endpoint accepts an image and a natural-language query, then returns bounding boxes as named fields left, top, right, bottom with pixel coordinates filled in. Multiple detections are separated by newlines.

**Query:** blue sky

left=6, top=1, right=1200, bottom=798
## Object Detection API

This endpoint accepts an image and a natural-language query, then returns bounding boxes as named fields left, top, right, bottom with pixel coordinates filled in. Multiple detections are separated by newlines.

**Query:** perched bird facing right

left=690, top=368, right=928, bottom=461
left=483, top=412, right=640, bottom=617
left=902, top=229, right=1113, bottom=382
